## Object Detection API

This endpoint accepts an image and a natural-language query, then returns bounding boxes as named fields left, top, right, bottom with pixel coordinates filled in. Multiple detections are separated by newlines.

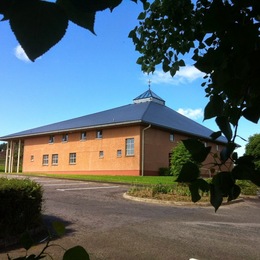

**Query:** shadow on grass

left=0, top=214, right=75, bottom=253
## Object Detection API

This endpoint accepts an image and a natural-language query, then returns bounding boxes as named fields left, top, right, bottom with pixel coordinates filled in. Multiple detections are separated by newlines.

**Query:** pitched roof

left=0, top=97, right=226, bottom=143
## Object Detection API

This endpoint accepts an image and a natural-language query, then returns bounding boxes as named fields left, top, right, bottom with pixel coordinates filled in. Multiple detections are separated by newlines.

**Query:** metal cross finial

left=148, top=79, right=151, bottom=89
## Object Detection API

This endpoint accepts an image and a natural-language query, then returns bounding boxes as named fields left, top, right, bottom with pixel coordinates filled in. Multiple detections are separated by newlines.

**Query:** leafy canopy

left=245, top=133, right=260, bottom=170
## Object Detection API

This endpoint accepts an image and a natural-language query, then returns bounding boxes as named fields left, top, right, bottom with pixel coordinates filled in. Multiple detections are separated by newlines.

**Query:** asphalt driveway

left=2, top=176, right=260, bottom=260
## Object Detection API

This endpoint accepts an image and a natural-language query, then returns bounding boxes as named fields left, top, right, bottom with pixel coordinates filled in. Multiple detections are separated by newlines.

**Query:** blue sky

left=0, top=1, right=258, bottom=155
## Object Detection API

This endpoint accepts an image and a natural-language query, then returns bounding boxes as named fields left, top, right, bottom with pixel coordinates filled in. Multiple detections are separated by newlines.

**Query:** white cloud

left=143, top=65, right=204, bottom=86
left=177, top=108, right=203, bottom=120
left=14, top=45, right=30, bottom=62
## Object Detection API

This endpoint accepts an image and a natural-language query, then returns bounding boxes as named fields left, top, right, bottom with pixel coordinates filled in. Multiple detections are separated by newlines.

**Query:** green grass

left=0, top=172, right=175, bottom=185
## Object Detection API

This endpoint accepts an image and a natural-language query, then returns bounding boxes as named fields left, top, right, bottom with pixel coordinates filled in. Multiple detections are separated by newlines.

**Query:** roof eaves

left=0, top=120, right=143, bottom=141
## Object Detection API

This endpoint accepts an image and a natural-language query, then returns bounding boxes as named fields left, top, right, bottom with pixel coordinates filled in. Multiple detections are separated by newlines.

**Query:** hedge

left=0, top=177, right=43, bottom=238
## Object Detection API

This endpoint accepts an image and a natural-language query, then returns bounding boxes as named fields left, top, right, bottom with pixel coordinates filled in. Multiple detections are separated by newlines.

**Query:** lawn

left=0, top=172, right=175, bottom=185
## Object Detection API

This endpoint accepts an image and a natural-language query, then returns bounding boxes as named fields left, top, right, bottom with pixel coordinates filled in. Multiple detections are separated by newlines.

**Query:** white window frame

left=49, top=135, right=55, bottom=143
left=117, top=149, right=122, bottom=157
left=42, top=154, right=49, bottom=165
left=52, top=154, right=58, bottom=165
left=126, top=138, right=134, bottom=156
left=69, top=153, right=76, bottom=164
left=170, top=133, right=174, bottom=142
left=99, top=151, right=104, bottom=158
left=80, top=131, right=87, bottom=141
left=62, top=133, right=68, bottom=142
left=96, top=130, right=103, bottom=139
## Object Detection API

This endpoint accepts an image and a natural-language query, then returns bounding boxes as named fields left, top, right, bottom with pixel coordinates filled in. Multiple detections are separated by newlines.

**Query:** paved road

left=2, top=175, right=260, bottom=260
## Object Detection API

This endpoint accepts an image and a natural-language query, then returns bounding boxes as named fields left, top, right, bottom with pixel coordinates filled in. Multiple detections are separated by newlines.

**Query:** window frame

left=62, top=133, right=68, bottom=142
left=117, top=149, right=122, bottom=157
left=99, top=150, right=104, bottom=158
left=96, top=130, right=103, bottom=139
left=170, top=133, right=174, bottom=142
left=69, top=153, right=76, bottom=164
left=42, top=154, right=49, bottom=165
left=52, top=154, right=58, bottom=165
left=80, top=131, right=87, bottom=141
left=49, top=135, right=55, bottom=144
left=125, top=138, right=134, bottom=156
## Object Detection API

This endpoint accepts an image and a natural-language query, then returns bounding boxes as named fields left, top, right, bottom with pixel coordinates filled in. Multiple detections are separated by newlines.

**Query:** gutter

left=141, top=124, right=151, bottom=177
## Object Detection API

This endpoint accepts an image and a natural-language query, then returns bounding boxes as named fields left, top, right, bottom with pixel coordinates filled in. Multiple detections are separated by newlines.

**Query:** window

left=52, top=154, right=58, bottom=165
left=49, top=135, right=55, bottom=143
left=80, top=131, right=87, bottom=140
left=216, top=145, right=219, bottom=151
left=62, top=133, right=68, bottom=142
left=126, top=138, right=134, bottom=156
left=69, top=153, right=76, bottom=164
left=117, top=149, right=122, bottom=157
left=96, top=130, right=103, bottom=139
left=42, top=155, right=49, bottom=165
left=170, top=133, right=174, bottom=142
left=99, top=151, right=104, bottom=158
left=31, top=155, right=34, bottom=162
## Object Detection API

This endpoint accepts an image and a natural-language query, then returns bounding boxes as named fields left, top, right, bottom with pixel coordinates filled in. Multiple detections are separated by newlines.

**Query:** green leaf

left=60, top=0, right=122, bottom=13
left=215, top=116, right=232, bottom=141
left=210, top=184, right=223, bottom=212
left=250, top=170, right=260, bottom=186
left=52, top=221, right=66, bottom=237
left=189, top=179, right=210, bottom=203
left=57, top=0, right=96, bottom=33
left=210, top=131, right=222, bottom=140
left=9, top=0, right=68, bottom=61
left=220, top=143, right=236, bottom=162
left=63, top=246, right=90, bottom=260
left=204, top=95, right=224, bottom=120
left=212, top=172, right=235, bottom=196
left=183, top=139, right=211, bottom=163
left=176, top=162, right=200, bottom=183
left=242, top=107, right=260, bottom=124
left=189, top=183, right=201, bottom=203
left=227, top=184, right=241, bottom=202
left=20, top=231, right=33, bottom=251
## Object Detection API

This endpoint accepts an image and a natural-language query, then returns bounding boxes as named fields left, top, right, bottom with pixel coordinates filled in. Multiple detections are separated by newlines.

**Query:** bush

left=0, top=177, right=43, bottom=238
left=159, top=167, right=171, bottom=176
left=237, top=180, right=259, bottom=196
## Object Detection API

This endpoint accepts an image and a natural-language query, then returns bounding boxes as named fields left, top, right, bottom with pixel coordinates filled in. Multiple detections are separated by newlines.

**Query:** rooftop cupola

left=133, top=88, right=165, bottom=105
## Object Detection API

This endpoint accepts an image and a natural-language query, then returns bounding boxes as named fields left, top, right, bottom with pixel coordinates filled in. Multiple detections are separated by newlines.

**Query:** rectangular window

left=69, top=153, right=76, bottom=164
left=80, top=131, right=87, bottom=140
left=52, top=154, right=58, bottom=165
left=117, top=149, right=122, bottom=157
left=99, top=151, right=104, bottom=158
left=31, top=155, right=34, bottom=162
left=126, top=138, right=134, bottom=156
left=170, top=133, right=174, bottom=142
left=49, top=135, right=55, bottom=143
left=42, top=155, right=49, bottom=165
left=96, top=130, right=103, bottom=139
left=216, top=145, right=219, bottom=151
left=62, top=133, right=68, bottom=142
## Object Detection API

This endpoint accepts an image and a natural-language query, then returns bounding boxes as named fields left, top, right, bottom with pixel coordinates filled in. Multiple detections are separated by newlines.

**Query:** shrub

left=237, top=180, right=259, bottom=196
left=159, top=167, right=171, bottom=176
left=170, top=141, right=200, bottom=178
left=0, top=177, right=43, bottom=238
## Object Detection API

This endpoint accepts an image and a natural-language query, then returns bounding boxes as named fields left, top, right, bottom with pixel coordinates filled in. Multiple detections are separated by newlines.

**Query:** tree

left=245, top=133, right=260, bottom=170
left=129, top=0, right=260, bottom=211
left=170, top=141, right=199, bottom=178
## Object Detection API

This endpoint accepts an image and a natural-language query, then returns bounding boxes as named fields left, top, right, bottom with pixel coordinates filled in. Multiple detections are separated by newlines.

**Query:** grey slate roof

left=0, top=100, right=226, bottom=143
